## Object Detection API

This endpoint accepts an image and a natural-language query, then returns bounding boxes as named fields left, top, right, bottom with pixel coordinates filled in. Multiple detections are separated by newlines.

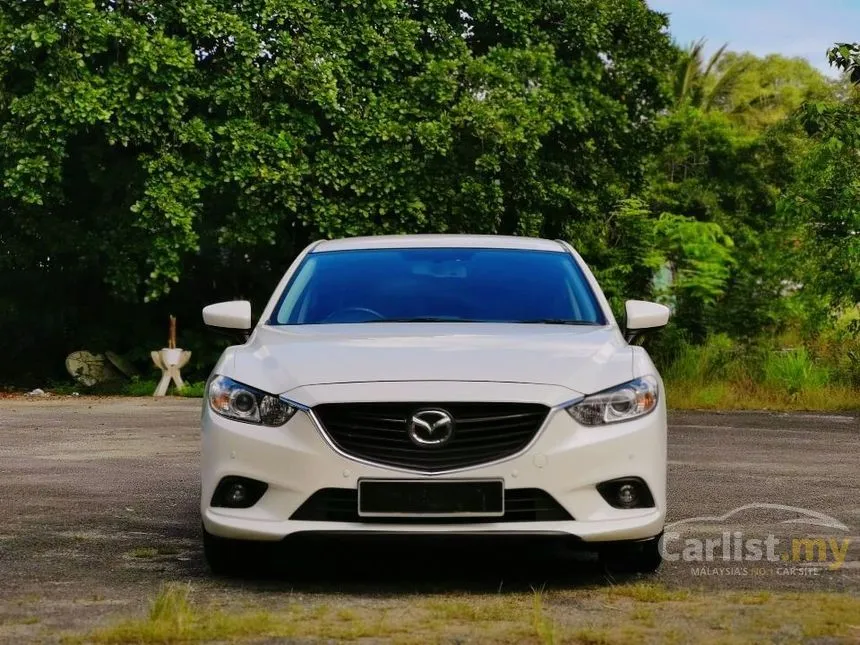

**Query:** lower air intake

left=290, top=488, right=573, bottom=523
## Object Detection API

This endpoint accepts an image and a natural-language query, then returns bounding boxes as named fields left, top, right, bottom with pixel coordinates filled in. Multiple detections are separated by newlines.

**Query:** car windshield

left=271, top=247, right=606, bottom=325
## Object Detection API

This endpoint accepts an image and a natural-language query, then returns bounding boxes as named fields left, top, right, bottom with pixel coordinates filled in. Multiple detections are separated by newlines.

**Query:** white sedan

left=200, top=235, right=670, bottom=574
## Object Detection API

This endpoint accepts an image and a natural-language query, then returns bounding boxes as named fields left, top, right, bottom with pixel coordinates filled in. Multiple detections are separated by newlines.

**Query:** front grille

left=290, top=488, right=573, bottom=523
left=313, top=402, right=549, bottom=472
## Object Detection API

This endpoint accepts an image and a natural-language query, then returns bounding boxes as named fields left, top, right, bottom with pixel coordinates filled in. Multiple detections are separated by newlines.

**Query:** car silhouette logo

left=408, top=409, right=455, bottom=447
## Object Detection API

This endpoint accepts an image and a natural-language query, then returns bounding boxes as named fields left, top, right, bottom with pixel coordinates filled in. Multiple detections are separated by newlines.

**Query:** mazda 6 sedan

left=200, top=235, right=670, bottom=575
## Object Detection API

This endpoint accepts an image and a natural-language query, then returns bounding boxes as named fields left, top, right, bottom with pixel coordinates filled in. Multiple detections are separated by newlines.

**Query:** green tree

left=640, top=39, right=849, bottom=344
left=0, top=0, right=676, bottom=383
left=644, top=104, right=811, bottom=339
left=828, top=42, right=860, bottom=83
left=672, top=43, right=836, bottom=130
left=787, top=48, right=860, bottom=306
left=672, top=39, right=748, bottom=112
left=708, top=53, right=836, bottom=130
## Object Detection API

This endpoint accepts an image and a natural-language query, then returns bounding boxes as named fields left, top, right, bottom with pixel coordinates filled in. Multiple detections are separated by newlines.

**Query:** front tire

left=599, top=534, right=662, bottom=574
left=202, top=525, right=264, bottom=576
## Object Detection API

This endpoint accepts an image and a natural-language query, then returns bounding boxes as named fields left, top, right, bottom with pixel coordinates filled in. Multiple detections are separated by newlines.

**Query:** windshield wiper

left=513, top=319, right=602, bottom=325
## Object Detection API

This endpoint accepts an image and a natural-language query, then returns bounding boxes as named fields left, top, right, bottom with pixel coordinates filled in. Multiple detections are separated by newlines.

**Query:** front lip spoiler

left=282, top=394, right=585, bottom=478
left=282, top=530, right=581, bottom=540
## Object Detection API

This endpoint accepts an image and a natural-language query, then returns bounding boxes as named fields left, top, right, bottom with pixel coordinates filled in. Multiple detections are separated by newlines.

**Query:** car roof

left=311, top=234, right=567, bottom=253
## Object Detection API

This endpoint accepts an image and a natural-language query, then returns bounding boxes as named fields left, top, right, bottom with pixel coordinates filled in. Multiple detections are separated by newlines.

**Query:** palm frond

left=702, top=43, right=729, bottom=80
left=675, top=38, right=707, bottom=106
left=704, top=58, right=753, bottom=112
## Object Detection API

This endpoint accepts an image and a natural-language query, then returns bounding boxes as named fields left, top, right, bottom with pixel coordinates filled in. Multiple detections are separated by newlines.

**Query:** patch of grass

left=14, top=594, right=41, bottom=606
left=762, top=348, right=831, bottom=394
left=721, top=591, right=860, bottom=640
left=126, top=545, right=181, bottom=559
left=39, top=377, right=206, bottom=398
left=46, top=381, right=82, bottom=395
left=675, top=382, right=730, bottom=408
left=604, top=582, right=690, bottom=603
left=123, top=378, right=205, bottom=398
left=72, top=583, right=406, bottom=644
left=68, top=582, right=860, bottom=645
left=660, top=331, right=860, bottom=411
left=570, top=627, right=613, bottom=645
left=1, top=616, right=39, bottom=626
left=736, top=591, right=772, bottom=605
left=307, top=604, right=329, bottom=620
left=149, top=583, right=192, bottom=623
left=422, top=596, right=515, bottom=622
left=667, top=380, right=860, bottom=411
left=531, top=591, right=556, bottom=645
left=73, top=583, right=254, bottom=643
left=122, top=378, right=158, bottom=397
left=335, top=608, right=360, bottom=621
left=629, top=606, right=655, bottom=626
left=127, top=547, right=160, bottom=559
left=661, top=333, right=737, bottom=384
left=176, top=381, right=205, bottom=398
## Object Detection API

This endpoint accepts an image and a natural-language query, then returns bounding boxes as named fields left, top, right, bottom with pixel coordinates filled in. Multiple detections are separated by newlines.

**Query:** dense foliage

left=0, top=1, right=857, bottom=387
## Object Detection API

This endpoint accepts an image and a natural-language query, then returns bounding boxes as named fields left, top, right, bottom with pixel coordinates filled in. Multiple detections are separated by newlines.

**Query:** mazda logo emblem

left=408, top=409, right=454, bottom=447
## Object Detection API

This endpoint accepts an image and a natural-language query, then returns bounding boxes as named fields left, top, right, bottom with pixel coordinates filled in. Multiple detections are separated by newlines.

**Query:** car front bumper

left=201, top=383, right=667, bottom=543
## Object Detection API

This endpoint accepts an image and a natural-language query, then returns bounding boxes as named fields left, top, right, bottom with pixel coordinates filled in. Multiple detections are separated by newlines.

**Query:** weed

left=127, top=547, right=159, bottom=559
left=176, top=381, right=205, bottom=398
left=604, top=583, right=690, bottom=603
left=41, top=378, right=206, bottom=398
left=68, top=583, right=860, bottom=645
left=532, top=590, right=555, bottom=645
left=659, top=326, right=860, bottom=411
left=571, top=627, right=613, bottom=645
left=1, top=616, right=39, bottom=626
left=762, top=348, right=830, bottom=394
left=629, top=606, right=655, bottom=626
left=423, top=597, right=514, bottom=622
left=148, top=583, right=193, bottom=624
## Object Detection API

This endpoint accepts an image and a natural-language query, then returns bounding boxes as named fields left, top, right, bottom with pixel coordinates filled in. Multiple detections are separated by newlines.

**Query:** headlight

left=566, top=376, right=658, bottom=426
left=207, top=375, right=298, bottom=426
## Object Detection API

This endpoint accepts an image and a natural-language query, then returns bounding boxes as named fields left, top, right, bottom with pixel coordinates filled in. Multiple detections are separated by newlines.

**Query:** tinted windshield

left=271, top=248, right=606, bottom=325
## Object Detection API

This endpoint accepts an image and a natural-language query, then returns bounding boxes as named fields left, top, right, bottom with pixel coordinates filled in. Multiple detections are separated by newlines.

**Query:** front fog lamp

left=208, top=375, right=297, bottom=426
left=597, top=477, right=655, bottom=509
left=211, top=476, right=268, bottom=508
left=566, top=376, right=658, bottom=426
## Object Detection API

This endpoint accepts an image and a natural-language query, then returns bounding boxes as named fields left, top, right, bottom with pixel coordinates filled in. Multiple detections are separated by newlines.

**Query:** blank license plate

left=358, top=479, right=505, bottom=518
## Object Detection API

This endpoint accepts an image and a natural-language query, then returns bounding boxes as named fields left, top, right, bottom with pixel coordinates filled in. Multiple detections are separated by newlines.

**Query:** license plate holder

left=357, top=479, right=505, bottom=518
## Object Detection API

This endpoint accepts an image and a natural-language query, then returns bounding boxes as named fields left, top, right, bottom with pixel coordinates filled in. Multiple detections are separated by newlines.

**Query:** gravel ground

left=0, top=398, right=857, bottom=642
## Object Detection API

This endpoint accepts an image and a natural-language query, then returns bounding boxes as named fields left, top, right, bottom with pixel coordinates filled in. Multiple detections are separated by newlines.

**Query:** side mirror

left=624, top=300, right=670, bottom=343
left=202, top=301, right=252, bottom=339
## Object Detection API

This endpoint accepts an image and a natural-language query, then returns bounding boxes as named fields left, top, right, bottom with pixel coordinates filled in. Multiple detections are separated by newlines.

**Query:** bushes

left=0, top=0, right=677, bottom=388
left=661, top=333, right=738, bottom=384
left=659, top=324, right=860, bottom=410
left=762, top=348, right=830, bottom=394
left=47, top=377, right=206, bottom=398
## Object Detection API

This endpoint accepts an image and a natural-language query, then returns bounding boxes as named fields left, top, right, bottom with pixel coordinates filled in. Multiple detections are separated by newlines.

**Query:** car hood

left=227, top=323, right=633, bottom=398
